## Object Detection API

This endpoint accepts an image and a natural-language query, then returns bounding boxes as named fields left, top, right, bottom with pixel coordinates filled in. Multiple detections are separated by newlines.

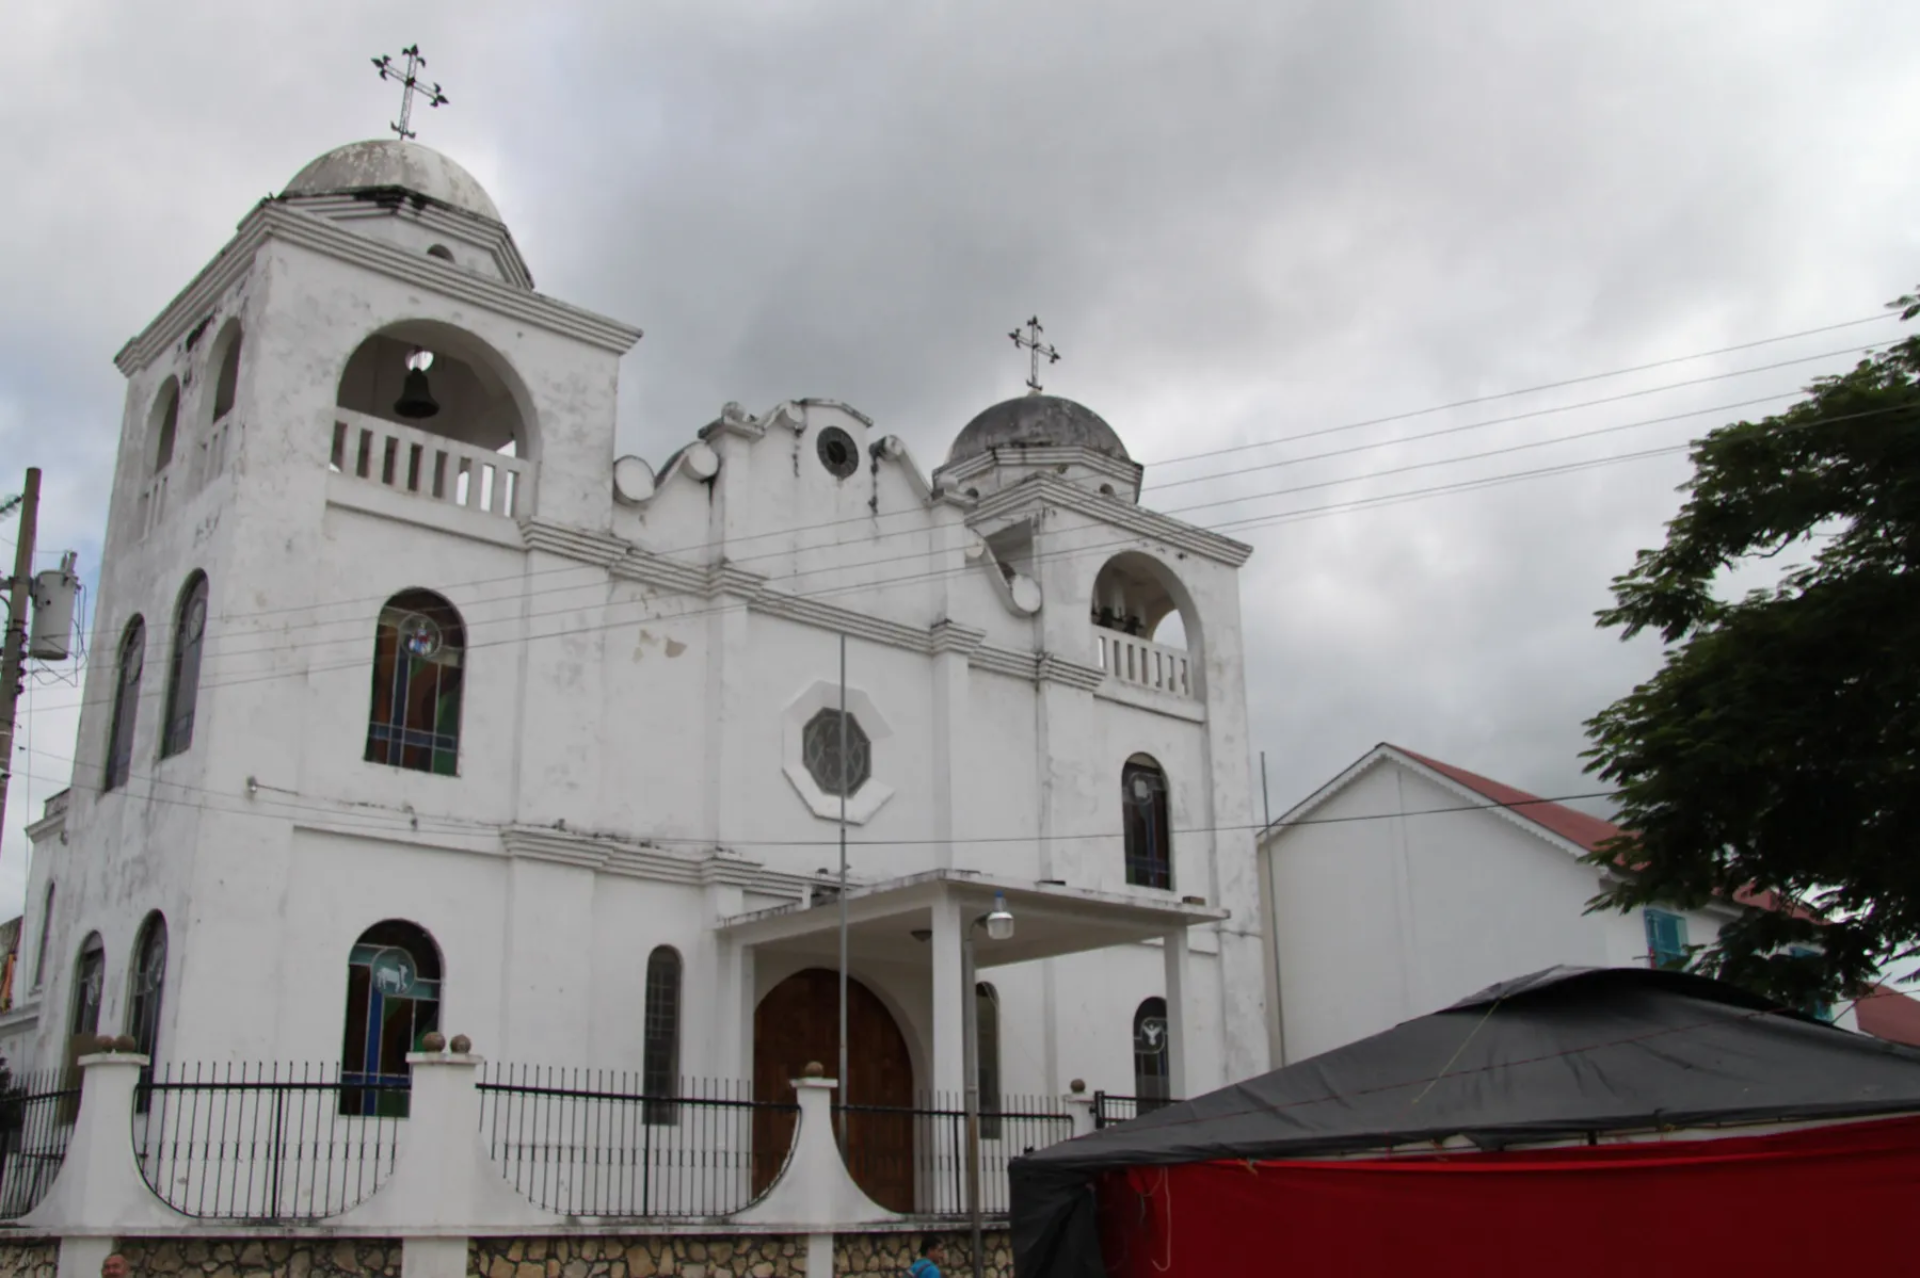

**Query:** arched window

left=364, top=591, right=465, bottom=775
left=104, top=617, right=146, bottom=792
left=211, top=327, right=243, bottom=421
left=341, top=920, right=441, bottom=1117
left=1122, top=756, right=1172, bottom=890
left=643, top=946, right=682, bottom=1125
left=70, top=933, right=106, bottom=1044
left=126, top=912, right=168, bottom=1057
left=1132, top=997, right=1170, bottom=1109
left=31, top=883, right=54, bottom=990
left=161, top=573, right=209, bottom=759
left=151, top=381, right=180, bottom=473
left=976, top=982, right=1002, bottom=1139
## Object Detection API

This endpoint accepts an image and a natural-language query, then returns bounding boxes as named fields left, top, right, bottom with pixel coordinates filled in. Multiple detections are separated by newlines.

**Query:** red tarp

left=1097, top=1115, right=1920, bottom=1276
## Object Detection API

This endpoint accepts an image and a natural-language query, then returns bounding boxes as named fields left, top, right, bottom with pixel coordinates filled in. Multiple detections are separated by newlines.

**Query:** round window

left=817, top=426, right=860, bottom=479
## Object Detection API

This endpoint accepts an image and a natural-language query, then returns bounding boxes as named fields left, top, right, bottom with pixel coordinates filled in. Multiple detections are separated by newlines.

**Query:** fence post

left=20, top=1050, right=187, bottom=1265
left=1063, top=1082, right=1095, bottom=1138
left=330, top=1041, right=559, bottom=1257
left=733, top=1066, right=894, bottom=1228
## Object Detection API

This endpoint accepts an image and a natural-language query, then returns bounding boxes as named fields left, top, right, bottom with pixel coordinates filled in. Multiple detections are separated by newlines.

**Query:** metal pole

left=961, top=922, right=983, bottom=1278
left=836, top=633, right=849, bottom=1154
left=0, top=467, right=41, bottom=851
left=1260, top=749, right=1272, bottom=832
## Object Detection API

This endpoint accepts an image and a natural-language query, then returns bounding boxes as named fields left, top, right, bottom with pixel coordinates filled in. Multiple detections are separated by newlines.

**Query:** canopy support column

left=1163, top=927, right=1190, bottom=1100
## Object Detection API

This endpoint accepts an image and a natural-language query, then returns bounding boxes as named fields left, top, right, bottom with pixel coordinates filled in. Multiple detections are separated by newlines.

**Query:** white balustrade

left=1093, top=627, right=1193, bottom=697
left=331, top=407, right=533, bottom=520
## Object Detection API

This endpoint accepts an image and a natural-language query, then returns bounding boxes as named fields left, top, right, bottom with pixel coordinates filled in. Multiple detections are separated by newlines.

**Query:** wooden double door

left=752, top=968, right=915, bottom=1212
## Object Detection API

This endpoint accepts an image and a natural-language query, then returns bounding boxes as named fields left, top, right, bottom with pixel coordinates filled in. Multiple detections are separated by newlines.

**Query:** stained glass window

left=161, top=573, right=208, bottom=758
left=364, top=591, right=465, bottom=776
left=643, top=947, right=682, bottom=1125
left=1122, top=758, right=1172, bottom=889
left=803, top=709, right=870, bottom=797
left=341, top=920, right=442, bottom=1118
left=104, top=617, right=145, bottom=792
left=1133, top=996, right=1170, bottom=1108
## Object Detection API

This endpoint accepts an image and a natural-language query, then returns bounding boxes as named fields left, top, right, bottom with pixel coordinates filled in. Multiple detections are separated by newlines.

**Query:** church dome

left=947, top=393, right=1130, bottom=465
left=283, top=140, right=504, bottom=225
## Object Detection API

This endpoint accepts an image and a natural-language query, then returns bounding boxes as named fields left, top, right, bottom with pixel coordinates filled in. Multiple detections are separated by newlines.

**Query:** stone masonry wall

left=835, top=1231, right=1010, bottom=1278
left=468, top=1236, right=806, bottom=1278
left=0, top=1240, right=58, bottom=1278
left=111, top=1239, right=401, bottom=1278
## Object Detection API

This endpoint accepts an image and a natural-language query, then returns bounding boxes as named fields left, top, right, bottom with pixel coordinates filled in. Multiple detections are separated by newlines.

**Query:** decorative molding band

left=971, top=474, right=1253, bottom=567
left=519, top=518, right=632, bottom=566
left=521, top=516, right=1117, bottom=691
left=279, top=193, right=535, bottom=288
left=501, top=826, right=817, bottom=896
left=928, top=619, right=986, bottom=656
left=115, top=215, right=271, bottom=373
left=118, top=204, right=642, bottom=372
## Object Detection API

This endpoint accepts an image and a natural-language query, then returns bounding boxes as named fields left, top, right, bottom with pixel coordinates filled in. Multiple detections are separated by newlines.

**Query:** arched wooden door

left=752, top=968, right=915, bottom=1211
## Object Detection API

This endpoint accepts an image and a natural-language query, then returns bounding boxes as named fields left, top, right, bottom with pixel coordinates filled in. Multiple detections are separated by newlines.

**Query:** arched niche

left=334, top=319, right=536, bottom=460
left=1090, top=551, right=1200, bottom=654
left=207, top=319, right=244, bottom=423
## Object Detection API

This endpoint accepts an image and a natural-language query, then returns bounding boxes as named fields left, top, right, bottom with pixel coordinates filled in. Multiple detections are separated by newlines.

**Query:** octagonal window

left=803, top=709, right=871, bottom=797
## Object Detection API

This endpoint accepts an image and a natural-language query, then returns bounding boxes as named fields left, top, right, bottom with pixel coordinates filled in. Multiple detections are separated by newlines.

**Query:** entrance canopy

left=717, top=869, right=1228, bottom=968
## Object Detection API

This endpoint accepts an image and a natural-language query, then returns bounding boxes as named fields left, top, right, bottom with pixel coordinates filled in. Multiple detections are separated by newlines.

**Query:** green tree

left=1582, top=291, right=1920, bottom=1010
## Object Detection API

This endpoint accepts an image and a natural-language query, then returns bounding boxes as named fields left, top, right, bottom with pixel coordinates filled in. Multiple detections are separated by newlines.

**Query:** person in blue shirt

left=907, top=1238, right=948, bottom=1277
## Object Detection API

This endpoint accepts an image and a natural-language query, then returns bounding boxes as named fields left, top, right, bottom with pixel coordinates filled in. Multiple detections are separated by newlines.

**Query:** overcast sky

left=3, top=1, right=1919, bottom=919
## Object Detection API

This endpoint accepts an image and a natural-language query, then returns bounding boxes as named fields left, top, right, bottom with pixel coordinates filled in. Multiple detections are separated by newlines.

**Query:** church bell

left=394, top=349, right=440, bottom=419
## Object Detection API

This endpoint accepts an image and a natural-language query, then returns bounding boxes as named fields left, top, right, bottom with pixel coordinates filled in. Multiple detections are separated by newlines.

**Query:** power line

left=90, top=315, right=1908, bottom=647
left=60, top=374, right=1877, bottom=689
left=15, top=741, right=1616, bottom=848
left=22, top=391, right=1912, bottom=721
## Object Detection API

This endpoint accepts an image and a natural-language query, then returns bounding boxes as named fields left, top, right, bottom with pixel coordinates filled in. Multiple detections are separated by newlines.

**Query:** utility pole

left=0, top=467, right=41, bottom=852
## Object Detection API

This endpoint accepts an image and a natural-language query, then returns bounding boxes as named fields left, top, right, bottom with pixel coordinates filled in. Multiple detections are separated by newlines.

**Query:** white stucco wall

left=1263, top=757, right=1733, bottom=1063
left=22, top=171, right=1269, bottom=1114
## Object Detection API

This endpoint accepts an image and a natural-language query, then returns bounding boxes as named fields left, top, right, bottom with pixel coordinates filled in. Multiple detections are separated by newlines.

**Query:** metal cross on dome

left=371, top=44, right=449, bottom=141
left=1009, top=316, right=1061, bottom=394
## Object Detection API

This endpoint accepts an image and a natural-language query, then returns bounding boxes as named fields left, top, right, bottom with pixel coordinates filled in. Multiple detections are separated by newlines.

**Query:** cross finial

left=1009, top=316, right=1060, bottom=394
left=371, top=44, right=449, bottom=141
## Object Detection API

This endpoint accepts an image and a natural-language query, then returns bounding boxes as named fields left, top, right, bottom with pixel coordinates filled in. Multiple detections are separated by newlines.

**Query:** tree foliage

left=1583, top=293, right=1920, bottom=1010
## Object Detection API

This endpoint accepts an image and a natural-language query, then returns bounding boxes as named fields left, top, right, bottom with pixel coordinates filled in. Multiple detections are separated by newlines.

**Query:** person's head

left=101, top=1254, right=129, bottom=1278
left=919, top=1238, right=946, bottom=1263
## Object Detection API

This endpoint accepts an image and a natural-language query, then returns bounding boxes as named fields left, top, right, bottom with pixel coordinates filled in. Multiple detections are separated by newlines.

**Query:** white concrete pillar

left=734, top=1075, right=892, bottom=1227
left=332, top=1048, right=556, bottom=1232
left=931, top=895, right=966, bottom=1105
left=1163, top=928, right=1190, bottom=1100
left=1063, top=1084, right=1096, bottom=1138
left=22, top=1052, right=186, bottom=1236
left=738, top=941, right=759, bottom=1086
left=928, top=638, right=970, bottom=872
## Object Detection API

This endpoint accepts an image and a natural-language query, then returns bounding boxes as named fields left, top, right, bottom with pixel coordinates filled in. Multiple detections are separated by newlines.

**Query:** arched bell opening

left=331, top=321, right=538, bottom=518
left=1090, top=552, right=1203, bottom=698
left=335, top=321, right=533, bottom=456
left=1090, top=552, right=1195, bottom=650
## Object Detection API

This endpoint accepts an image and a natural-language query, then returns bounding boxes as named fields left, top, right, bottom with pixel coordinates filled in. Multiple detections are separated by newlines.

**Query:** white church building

left=4, top=136, right=1270, bottom=1219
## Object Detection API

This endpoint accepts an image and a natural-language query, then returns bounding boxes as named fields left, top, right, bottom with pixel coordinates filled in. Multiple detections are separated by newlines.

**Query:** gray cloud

left=4, top=1, right=1919, bottom=911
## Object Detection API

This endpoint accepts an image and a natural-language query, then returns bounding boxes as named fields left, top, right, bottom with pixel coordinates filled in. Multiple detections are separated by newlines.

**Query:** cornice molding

left=280, top=193, right=535, bottom=289
left=520, top=516, right=1111, bottom=690
left=501, top=826, right=818, bottom=894
left=117, top=204, right=642, bottom=374
left=971, top=474, right=1253, bottom=568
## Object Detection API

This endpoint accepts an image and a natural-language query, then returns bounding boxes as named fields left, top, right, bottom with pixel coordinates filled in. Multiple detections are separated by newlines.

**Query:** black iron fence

left=1092, top=1091, right=1175, bottom=1130
left=133, top=1062, right=406, bottom=1219
left=0, top=1071, right=82, bottom=1218
left=837, top=1093, right=1073, bottom=1217
left=477, top=1066, right=787, bottom=1218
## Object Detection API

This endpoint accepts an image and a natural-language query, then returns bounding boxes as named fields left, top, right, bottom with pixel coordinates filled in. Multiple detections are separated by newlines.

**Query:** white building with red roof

left=1252, top=744, right=1920, bottom=1065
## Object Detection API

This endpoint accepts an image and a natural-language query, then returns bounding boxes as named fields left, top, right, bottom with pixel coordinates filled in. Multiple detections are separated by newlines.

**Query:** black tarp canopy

left=1010, top=966, right=1920, bottom=1278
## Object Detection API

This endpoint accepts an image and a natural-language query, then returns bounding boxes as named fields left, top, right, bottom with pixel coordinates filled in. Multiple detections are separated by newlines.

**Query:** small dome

left=947, top=394, right=1130, bottom=465
left=283, top=140, right=503, bottom=224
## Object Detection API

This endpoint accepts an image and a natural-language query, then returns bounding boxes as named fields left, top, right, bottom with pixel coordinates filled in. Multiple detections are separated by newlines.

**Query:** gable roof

left=1391, top=745, right=1623, bottom=854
